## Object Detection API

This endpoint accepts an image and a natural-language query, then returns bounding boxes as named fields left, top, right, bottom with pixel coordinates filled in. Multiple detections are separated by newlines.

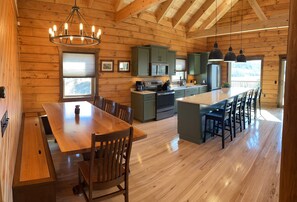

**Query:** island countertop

left=177, top=87, right=251, bottom=105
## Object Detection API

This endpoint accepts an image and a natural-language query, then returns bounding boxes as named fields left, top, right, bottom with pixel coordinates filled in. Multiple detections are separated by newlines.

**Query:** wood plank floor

left=49, top=108, right=283, bottom=202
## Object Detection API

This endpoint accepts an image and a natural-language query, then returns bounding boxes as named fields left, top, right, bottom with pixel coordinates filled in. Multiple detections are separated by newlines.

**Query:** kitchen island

left=177, top=88, right=250, bottom=144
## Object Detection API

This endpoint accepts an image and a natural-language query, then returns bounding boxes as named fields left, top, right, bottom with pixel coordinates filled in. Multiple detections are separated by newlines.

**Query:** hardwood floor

left=49, top=108, right=283, bottom=202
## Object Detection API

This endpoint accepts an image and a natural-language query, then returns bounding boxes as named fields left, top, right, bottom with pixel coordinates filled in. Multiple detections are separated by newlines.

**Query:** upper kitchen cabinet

left=167, top=50, right=176, bottom=76
left=149, top=45, right=168, bottom=63
left=188, top=53, right=201, bottom=75
left=131, top=47, right=150, bottom=76
left=200, top=52, right=209, bottom=74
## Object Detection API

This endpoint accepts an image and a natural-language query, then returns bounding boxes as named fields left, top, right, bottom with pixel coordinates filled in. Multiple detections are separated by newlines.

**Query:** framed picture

left=100, top=60, right=114, bottom=72
left=118, top=60, right=130, bottom=72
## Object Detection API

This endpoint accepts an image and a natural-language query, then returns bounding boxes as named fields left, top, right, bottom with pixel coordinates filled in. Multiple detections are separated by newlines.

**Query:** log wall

left=17, top=0, right=206, bottom=113
left=0, top=0, right=22, bottom=201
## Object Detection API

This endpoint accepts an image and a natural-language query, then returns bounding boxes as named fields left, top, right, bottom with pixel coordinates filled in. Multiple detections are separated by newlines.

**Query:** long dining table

left=43, top=101, right=147, bottom=155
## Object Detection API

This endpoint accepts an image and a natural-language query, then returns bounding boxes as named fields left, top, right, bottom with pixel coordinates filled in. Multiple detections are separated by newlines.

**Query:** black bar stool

left=204, top=98, right=234, bottom=149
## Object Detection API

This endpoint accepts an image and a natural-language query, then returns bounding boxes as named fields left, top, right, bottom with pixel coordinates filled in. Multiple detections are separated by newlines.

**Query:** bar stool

left=251, top=88, right=260, bottom=119
left=245, top=89, right=254, bottom=126
left=204, top=98, right=234, bottom=149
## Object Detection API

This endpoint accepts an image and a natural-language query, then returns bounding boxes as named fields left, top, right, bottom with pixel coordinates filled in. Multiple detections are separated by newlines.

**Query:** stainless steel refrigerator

left=207, top=64, right=221, bottom=91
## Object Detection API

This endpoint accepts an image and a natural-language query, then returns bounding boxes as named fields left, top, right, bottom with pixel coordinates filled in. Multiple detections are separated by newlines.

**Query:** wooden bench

left=13, top=114, right=56, bottom=202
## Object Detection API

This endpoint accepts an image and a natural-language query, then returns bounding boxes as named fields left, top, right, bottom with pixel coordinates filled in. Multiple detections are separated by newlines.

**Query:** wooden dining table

left=43, top=101, right=147, bottom=155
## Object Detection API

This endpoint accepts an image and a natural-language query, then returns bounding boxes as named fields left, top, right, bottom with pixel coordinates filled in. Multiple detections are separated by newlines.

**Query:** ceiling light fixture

left=209, top=0, right=224, bottom=62
left=48, top=0, right=101, bottom=47
left=236, top=0, right=246, bottom=63
left=224, top=0, right=236, bottom=62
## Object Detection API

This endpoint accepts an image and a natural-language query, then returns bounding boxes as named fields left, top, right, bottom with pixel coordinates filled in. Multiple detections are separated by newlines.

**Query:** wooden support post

left=279, top=0, right=297, bottom=200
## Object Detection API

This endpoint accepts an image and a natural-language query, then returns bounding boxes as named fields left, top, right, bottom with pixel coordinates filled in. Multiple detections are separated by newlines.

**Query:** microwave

left=150, top=63, right=169, bottom=76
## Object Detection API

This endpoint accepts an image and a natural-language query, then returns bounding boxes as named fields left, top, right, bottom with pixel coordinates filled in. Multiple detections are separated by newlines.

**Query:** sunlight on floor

left=258, top=109, right=282, bottom=122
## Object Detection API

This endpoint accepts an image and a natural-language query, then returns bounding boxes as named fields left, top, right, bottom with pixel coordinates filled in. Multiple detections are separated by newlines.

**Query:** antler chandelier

left=48, top=0, right=101, bottom=46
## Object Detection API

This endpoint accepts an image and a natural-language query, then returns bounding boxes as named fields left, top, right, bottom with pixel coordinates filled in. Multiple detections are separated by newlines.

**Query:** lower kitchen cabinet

left=200, top=86, right=207, bottom=93
left=185, top=87, right=199, bottom=96
left=174, top=89, right=185, bottom=113
left=131, top=92, right=156, bottom=122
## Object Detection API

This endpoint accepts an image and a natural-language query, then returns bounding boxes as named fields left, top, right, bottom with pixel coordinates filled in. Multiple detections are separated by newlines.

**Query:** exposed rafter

left=198, top=0, right=240, bottom=30
left=115, top=0, right=167, bottom=22
left=248, top=0, right=267, bottom=21
left=172, top=0, right=197, bottom=28
left=114, top=0, right=125, bottom=11
left=186, top=0, right=215, bottom=31
left=155, top=0, right=174, bottom=23
left=187, top=14, right=289, bottom=39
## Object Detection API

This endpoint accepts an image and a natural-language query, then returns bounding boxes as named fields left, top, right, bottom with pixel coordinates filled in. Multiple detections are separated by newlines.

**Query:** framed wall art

left=118, top=60, right=130, bottom=72
left=100, top=60, right=114, bottom=72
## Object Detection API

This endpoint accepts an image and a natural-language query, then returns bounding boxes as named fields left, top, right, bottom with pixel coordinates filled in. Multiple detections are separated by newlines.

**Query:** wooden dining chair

left=78, top=127, right=133, bottom=202
left=93, top=95, right=105, bottom=110
left=116, top=104, right=134, bottom=124
left=103, top=99, right=117, bottom=115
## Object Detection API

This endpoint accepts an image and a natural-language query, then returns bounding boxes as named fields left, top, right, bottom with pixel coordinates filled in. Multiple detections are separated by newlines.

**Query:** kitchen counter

left=130, top=89, right=156, bottom=95
left=171, top=84, right=207, bottom=90
left=177, top=87, right=250, bottom=105
left=177, top=87, right=251, bottom=144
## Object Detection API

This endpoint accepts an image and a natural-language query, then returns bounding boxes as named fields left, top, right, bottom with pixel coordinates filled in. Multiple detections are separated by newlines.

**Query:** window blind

left=63, top=53, right=95, bottom=77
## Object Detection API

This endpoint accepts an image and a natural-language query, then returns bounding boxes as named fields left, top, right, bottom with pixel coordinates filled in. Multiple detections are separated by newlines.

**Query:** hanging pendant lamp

left=236, top=0, right=246, bottom=63
left=209, top=0, right=224, bottom=62
left=224, top=0, right=236, bottom=62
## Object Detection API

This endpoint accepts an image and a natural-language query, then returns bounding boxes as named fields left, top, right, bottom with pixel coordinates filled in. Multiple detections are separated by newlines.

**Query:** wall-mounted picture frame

left=118, top=60, right=130, bottom=72
left=100, top=60, right=114, bottom=72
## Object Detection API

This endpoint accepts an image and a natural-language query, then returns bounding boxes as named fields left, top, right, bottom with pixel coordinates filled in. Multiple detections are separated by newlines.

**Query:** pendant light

left=209, top=0, right=224, bottom=62
left=224, top=0, right=236, bottom=62
left=236, top=0, right=246, bottom=63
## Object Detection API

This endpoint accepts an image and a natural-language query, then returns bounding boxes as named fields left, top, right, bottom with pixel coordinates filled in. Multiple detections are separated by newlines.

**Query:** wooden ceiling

left=113, top=0, right=289, bottom=39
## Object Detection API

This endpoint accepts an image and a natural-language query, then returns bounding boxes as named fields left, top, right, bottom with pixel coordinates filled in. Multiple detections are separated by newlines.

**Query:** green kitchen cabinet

left=200, top=52, right=209, bottom=74
left=185, top=87, right=199, bottom=96
left=149, top=45, right=168, bottom=63
left=199, top=86, right=208, bottom=93
left=131, top=92, right=155, bottom=122
left=188, top=53, right=201, bottom=75
left=167, top=50, right=176, bottom=75
left=131, top=47, right=150, bottom=76
left=174, top=89, right=185, bottom=113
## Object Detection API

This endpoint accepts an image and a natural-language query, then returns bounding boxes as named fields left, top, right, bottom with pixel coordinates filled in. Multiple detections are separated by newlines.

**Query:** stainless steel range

left=143, top=81, right=175, bottom=121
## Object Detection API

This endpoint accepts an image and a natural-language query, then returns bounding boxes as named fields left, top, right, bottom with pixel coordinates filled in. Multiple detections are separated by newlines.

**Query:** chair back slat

left=103, top=99, right=117, bottom=115
left=89, top=128, right=133, bottom=184
left=94, top=96, right=105, bottom=109
left=116, top=104, right=133, bottom=124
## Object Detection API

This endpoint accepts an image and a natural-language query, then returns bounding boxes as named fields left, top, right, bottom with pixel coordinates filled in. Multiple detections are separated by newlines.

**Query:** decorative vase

left=221, top=88, right=230, bottom=93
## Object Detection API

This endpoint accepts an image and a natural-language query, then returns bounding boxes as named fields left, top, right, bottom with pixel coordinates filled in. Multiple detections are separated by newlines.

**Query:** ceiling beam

left=172, top=0, right=197, bottom=28
left=114, top=0, right=125, bottom=11
left=155, top=0, right=174, bottom=23
left=186, top=0, right=215, bottom=31
left=248, top=0, right=267, bottom=21
left=187, top=14, right=289, bottom=39
left=115, top=0, right=167, bottom=22
left=198, top=0, right=240, bottom=30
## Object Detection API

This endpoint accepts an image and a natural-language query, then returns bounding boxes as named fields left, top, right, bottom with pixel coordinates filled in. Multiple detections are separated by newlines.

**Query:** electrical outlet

left=1, top=111, right=9, bottom=137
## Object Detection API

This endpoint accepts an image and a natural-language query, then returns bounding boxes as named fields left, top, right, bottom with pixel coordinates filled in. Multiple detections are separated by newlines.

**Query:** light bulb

left=64, top=23, right=68, bottom=30
left=92, top=26, right=95, bottom=33
left=49, top=28, right=52, bottom=34
left=81, top=37, right=84, bottom=41
left=70, top=36, right=73, bottom=41
left=53, top=25, right=57, bottom=32
left=97, top=29, right=102, bottom=38
left=80, top=23, right=83, bottom=30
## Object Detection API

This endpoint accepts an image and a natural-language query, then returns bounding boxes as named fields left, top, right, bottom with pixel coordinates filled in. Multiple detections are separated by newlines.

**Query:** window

left=171, top=59, right=187, bottom=82
left=61, top=52, right=97, bottom=100
left=229, top=57, right=262, bottom=88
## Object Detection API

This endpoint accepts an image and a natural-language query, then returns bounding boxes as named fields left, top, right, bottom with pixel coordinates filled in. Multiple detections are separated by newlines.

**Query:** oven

left=156, top=90, right=175, bottom=120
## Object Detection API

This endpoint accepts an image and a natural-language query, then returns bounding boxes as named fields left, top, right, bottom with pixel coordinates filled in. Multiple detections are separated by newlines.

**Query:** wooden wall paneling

left=280, top=0, right=297, bottom=200
left=18, top=0, right=206, bottom=113
left=0, top=0, right=22, bottom=201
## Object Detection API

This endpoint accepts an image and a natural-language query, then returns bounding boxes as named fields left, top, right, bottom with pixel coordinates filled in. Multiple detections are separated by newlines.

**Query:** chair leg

left=204, top=117, right=208, bottom=142
left=125, top=178, right=129, bottom=202
left=222, top=122, right=225, bottom=149
left=239, top=110, right=243, bottom=131
left=253, top=101, right=257, bottom=119
left=229, top=118, right=233, bottom=141
left=233, top=115, right=236, bottom=138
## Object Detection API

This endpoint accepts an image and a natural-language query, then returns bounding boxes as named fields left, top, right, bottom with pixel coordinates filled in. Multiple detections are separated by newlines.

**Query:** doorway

left=278, top=56, right=287, bottom=107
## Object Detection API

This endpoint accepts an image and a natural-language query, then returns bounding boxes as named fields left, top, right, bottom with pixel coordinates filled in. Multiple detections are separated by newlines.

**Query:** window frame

left=59, top=47, right=99, bottom=102
left=171, top=58, right=187, bottom=82
left=227, top=55, right=264, bottom=88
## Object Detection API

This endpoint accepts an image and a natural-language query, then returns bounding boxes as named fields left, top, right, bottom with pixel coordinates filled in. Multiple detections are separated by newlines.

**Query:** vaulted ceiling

left=113, top=0, right=289, bottom=39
